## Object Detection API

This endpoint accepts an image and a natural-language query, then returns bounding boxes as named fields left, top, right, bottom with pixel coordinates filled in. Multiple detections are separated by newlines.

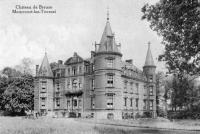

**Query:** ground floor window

left=150, top=100, right=153, bottom=110
left=67, top=100, right=70, bottom=109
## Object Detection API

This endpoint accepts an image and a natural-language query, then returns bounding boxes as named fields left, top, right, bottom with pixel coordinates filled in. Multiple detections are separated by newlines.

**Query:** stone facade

left=34, top=15, right=157, bottom=119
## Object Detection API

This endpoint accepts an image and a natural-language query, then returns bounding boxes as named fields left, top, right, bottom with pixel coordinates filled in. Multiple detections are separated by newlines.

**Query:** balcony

left=64, top=89, right=83, bottom=97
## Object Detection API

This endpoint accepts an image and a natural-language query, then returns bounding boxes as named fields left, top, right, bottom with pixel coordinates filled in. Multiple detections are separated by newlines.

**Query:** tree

left=0, top=58, right=34, bottom=115
left=142, top=0, right=200, bottom=75
left=15, top=58, right=33, bottom=75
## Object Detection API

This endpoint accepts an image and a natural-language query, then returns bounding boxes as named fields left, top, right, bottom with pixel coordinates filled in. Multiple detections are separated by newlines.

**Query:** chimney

left=36, top=65, right=39, bottom=76
left=125, top=59, right=133, bottom=64
left=58, top=60, right=63, bottom=64
left=91, top=51, right=95, bottom=58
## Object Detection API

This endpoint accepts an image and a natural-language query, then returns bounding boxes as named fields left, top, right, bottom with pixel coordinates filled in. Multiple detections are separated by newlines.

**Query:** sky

left=0, top=0, right=166, bottom=73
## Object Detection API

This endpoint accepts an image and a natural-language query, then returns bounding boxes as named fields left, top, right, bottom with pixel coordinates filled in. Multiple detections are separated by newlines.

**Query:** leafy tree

left=0, top=75, right=34, bottom=115
left=142, top=0, right=200, bottom=75
left=0, top=58, right=34, bottom=115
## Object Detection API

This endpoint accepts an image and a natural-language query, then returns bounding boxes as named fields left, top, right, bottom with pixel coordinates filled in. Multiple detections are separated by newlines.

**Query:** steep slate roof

left=144, top=43, right=155, bottom=67
left=98, top=19, right=119, bottom=53
left=38, top=53, right=53, bottom=77
left=64, top=52, right=84, bottom=65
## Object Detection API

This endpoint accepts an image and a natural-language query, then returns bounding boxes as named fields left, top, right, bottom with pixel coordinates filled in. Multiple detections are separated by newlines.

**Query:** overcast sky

left=0, top=0, right=166, bottom=73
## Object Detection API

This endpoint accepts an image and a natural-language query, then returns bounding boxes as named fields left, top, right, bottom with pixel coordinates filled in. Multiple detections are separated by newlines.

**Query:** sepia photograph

left=0, top=0, right=200, bottom=134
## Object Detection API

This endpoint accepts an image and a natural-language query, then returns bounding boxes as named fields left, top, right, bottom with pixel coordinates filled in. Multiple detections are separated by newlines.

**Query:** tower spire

left=144, top=41, right=155, bottom=67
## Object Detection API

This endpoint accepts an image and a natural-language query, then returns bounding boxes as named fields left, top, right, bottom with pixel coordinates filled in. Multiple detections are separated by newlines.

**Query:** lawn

left=0, top=116, right=199, bottom=134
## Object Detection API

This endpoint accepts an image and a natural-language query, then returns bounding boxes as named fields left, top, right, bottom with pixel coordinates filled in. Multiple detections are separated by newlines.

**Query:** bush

left=142, top=112, right=152, bottom=118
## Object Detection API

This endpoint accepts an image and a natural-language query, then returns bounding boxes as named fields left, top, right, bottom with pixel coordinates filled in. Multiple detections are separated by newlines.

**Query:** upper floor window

left=130, top=98, right=133, bottom=107
left=79, top=78, right=82, bottom=88
left=149, top=86, right=153, bottom=95
left=68, top=68, right=70, bottom=75
left=67, top=79, right=70, bottom=88
left=41, top=97, right=46, bottom=107
left=79, top=66, right=82, bottom=74
left=56, top=98, right=60, bottom=107
left=61, top=69, right=65, bottom=77
left=130, top=82, right=133, bottom=90
left=107, top=93, right=114, bottom=109
left=72, top=79, right=77, bottom=90
left=107, top=59, right=114, bottom=68
left=136, top=83, right=139, bottom=94
left=56, top=82, right=60, bottom=91
left=136, top=98, right=139, bottom=108
left=41, top=81, right=47, bottom=92
left=107, top=74, right=114, bottom=87
left=149, top=75, right=153, bottom=82
left=124, top=81, right=128, bottom=89
left=124, top=97, right=127, bottom=106
left=91, top=97, right=95, bottom=109
left=92, top=79, right=94, bottom=90
left=72, top=66, right=77, bottom=75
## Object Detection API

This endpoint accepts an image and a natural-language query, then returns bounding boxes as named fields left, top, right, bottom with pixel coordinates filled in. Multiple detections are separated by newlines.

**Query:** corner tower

left=143, top=42, right=156, bottom=117
left=34, top=52, right=54, bottom=115
left=93, top=11, right=122, bottom=119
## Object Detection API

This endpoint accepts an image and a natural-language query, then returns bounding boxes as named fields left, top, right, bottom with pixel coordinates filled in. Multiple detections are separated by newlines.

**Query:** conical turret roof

left=144, top=43, right=156, bottom=67
left=97, top=15, right=120, bottom=53
left=38, top=52, right=53, bottom=77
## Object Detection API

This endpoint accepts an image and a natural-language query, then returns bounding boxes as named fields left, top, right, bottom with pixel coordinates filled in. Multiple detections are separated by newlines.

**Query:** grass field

left=0, top=117, right=199, bottom=134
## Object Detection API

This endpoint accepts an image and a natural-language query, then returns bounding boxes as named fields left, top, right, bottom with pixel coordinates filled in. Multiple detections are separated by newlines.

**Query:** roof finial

left=148, top=41, right=151, bottom=48
left=107, top=6, right=109, bottom=21
left=44, top=48, right=48, bottom=56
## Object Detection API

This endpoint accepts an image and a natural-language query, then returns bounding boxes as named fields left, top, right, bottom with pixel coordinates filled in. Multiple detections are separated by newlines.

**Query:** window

left=78, top=99, right=82, bottom=108
left=79, top=78, right=82, bottom=88
left=73, top=99, right=77, bottom=107
left=124, top=81, right=127, bottom=89
left=130, top=82, right=133, bottom=91
left=41, top=81, right=47, bottom=92
left=107, top=93, right=114, bottom=109
left=72, top=66, right=77, bottom=75
left=61, top=69, right=65, bottom=77
left=67, top=100, right=70, bottom=109
left=92, top=79, right=94, bottom=90
left=107, top=75, right=114, bottom=87
left=150, top=100, right=153, bottom=110
left=91, top=97, right=95, bottom=109
left=149, top=86, right=153, bottom=95
left=130, top=98, right=133, bottom=107
left=68, top=68, right=70, bottom=75
left=41, top=98, right=46, bottom=107
left=136, top=83, right=139, bottom=94
left=124, top=97, right=127, bottom=106
left=107, top=59, right=113, bottom=68
left=56, top=98, right=60, bottom=107
left=67, top=79, right=70, bottom=88
left=79, top=66, right=82, bottom=74
left=143, top=100, right=147, bottom=110
left=149, top=75, right=153, bottom=82
left=136, top=98, right=139, bottom=108
left=72, top=79, right=77, bottom=90
left=56, top=83, right=60, bottom=91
